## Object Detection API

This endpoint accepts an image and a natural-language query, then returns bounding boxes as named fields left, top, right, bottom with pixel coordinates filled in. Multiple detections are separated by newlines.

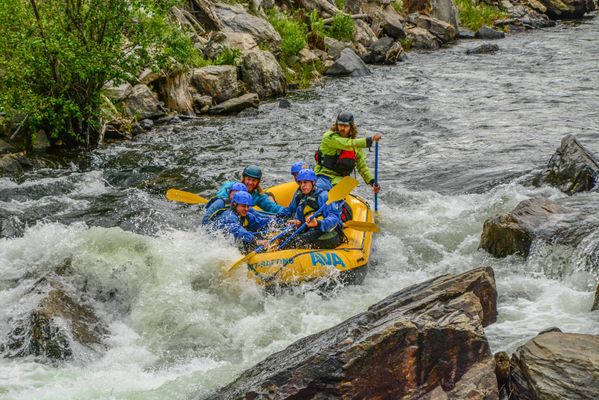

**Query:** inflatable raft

left=247, top=181, right=375, bottom=288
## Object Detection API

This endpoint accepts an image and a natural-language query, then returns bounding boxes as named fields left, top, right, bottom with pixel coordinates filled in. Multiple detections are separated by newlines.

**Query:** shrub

left=326, top=13, right=355, bottom=42
left=267, top=10, right=308, bottom=58
left=454, top=0, right=508, bottom=31
left=214, top=47, right=242, bottom=66
left=0, top=0, right=199, bottom=146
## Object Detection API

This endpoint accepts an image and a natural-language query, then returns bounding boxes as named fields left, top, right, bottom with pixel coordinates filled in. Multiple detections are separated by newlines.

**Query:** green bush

left=0, top=0, right=199, bottom=146
left=214, top=47, right=242, bottom=66
left=309, top=10, right=325, bottom=36
left=454, top=0, right=507, bottom=31
left=392, top=0, right=403, bottom=13
left=326, top=13, right=355, bottom=42
left=267, top=11, right=308, bottom=58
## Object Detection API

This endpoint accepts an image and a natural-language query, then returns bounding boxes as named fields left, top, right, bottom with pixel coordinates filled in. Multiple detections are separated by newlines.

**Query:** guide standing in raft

left=315, top=111, right=382, bottom=193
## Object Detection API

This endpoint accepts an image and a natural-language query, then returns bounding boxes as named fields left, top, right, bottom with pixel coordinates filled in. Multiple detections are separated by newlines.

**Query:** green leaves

left=0, top=0, right=198, bottom=146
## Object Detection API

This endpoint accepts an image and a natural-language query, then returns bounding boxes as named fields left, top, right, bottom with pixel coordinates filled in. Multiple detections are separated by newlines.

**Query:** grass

left=326, top=13, right=355, bottom=41
left=454, top=0, right=508, bottom=31
left=282, top=59, right=324, bottom=89
left=267, top=10, right=308, bottom=58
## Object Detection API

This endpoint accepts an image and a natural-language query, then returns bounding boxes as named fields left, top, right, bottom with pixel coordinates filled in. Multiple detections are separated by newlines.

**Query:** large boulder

left=416, top=15, right=458, bottom=43
left=324, top=48, right=371, bottom=77
left=208, top=93, right=259, bottom=114
left=404, top=0, right=460, bottom=28
left=324, top=36, right=353, bottom=60
left=122, top=84, right=166, bottom=120
left=475, top=25, right=506, bottom=39
left=3, top=277, right=106, bottom=360
left=157, top=72, right=194, bottom=116
left=214, top=3, right=281, bottom=54
left=537, top=0, right=596, bottom=19
left=190, top=65, right=240, bottom=104
left=203, top=31, right=258, bottom=59
left=480, top=196, right=599, bottom=260
left=363, top=36, right=406, bottom=64
left=203, top=267, right=498, bottom=399
left=509, top=330, right=599, bottom=399
left=363, top=3, right=407, bottom=39
left=240, top=50, right=286, bottom=99
left=536, top=134, right=599, bottom=194
left=407, top=27, right=441, bottom=49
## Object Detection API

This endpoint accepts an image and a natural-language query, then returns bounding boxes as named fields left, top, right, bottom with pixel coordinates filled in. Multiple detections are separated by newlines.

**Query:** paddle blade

left=228, top=251, right=255, bottom=272
left=327, top=176, right=359, bottom=204
left=344, top=220, right=380, bottom=232
left=166, top=189, right=208, bottom=205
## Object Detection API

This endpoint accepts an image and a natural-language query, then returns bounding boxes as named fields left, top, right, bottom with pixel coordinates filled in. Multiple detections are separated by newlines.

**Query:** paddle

left=165, top=189, right=209, bottom=205
left=344, top=220, right=380, bottom=232
left=276, top=176, right=359, bottom=250
left=374, top=141, right=379, bottom=212
left=228, top=176, right=359, bottom=272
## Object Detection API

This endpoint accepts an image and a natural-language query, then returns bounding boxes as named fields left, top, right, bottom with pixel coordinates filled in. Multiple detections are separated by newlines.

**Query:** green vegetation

left=267, top=10, right=308, bottom=58
left=213, top=48, right=243, bottom=66
left=326, top=13, right=355, bottom=42
left=335, top=0, right=346, bottom=11
left=400, top=37, right=413, bottom=52
left=309, top=10, right=325, bottom=37
left=282, top=59, right=325, bottom=89
left=0, top=0, right=199, bottom=146
left=392, top=0, right=403, bottom=14
left=454, top=0, right=508, bottom=31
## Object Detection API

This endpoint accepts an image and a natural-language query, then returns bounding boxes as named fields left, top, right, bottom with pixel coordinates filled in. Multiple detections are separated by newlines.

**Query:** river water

left=1, top=16, right=599, bottom=400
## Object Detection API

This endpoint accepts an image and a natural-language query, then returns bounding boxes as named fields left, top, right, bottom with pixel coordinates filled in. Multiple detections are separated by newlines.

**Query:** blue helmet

left=290, top=161, right=309, bottom=175
left=232, top=191, right=252, bottom=206
left=296, top=169, right=317, bottom=182
left=230, top=182, right=248, bottom=193
left=242, top=165, right=262, bottom=179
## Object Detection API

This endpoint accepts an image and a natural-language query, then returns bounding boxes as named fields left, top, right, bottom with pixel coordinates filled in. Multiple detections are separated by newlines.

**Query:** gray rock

left=298, top=48, right=319, bottom=64
left=240, top=50, right=286, bottom=99
left=430, top=0, right=460, bottom=28
left=190, top=65, right=239, bottom=104
left=510, top=331, right=599, bottom=400
left=209, top=93, right=259, bottom=114
left=32, top=130, right=50, bottom=152
left=363, top=3, right=406, bottom=39
left=122, top=84, right=166, bottom=120
left=324, top=36, right=352, bottom=60
left=139, top=119, right=154, bottom=130
left=204, top=267, right=498, bottom=399
left=203, top=31, right=258, bottom=59
left=278, top=99, right=291, bottom=109
left=466, top=43, right=500, bottom=55
left=214, top=3, right=281, bottom=54
left=537, top=134, right=599, bottom=194
left=459, top=27, right=476, bottom=39
left=0, top=138, right=17, bottom=154
left=103, top=82, right=132, bottom=102
left=363, top=36, right=395, bottom=64
left=0, top=154, right=24, bottom=177
left=475, top=25, right=506, bottom=39
left=407, top=27, right=441, bottom=49
left=538, top=0, right=596, bottom=19
left=325, top=48, right=371, bottom=77
left=353, top=19, right=378, bottom=48
left=416, top=15, right=458, bottom=43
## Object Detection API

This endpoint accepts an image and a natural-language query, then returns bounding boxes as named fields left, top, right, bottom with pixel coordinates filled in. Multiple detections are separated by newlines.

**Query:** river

left=1, top=16, right=599, bottom=400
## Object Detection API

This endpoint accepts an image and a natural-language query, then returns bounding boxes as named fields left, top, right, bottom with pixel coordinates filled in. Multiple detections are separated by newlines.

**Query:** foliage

left=454, top=0, right=508, bottom=31
left=400, top=37, right=413, bottom=52
left=309, top=10, right=325, bottom=36
left=392, top=0, right=403, bottom=14
left=335, top=0, right=346, bottom=11
left=267, top=10, right=308, bottom=58
left=326, top=13, right=355, bottom=42
left=281, top=59, right=324, bottom=90
left=213, top=47, right=242, bottom=66
left=0, top=0, right=199, bottom=146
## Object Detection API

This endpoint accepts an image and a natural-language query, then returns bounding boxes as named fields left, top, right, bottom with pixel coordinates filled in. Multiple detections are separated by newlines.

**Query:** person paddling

left=202, top=182, right=248, bottom=225
left=278, top=161, right=309, bottom=218
left=215, top=165, right=284, bottom=214
left=211, top=191, right=273, bottom=252
left=281, top=169, right=343, bottom=250
left=315, top=112, right=381, bottom=193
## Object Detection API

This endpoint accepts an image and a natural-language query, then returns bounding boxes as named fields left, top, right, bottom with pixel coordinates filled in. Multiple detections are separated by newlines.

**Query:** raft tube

left=248, top=181, right=375, bottom=288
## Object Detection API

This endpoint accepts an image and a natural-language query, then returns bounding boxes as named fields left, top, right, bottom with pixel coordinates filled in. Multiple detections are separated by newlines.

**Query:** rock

left=0, top=138, right=17, bottom=154
left=214, top=3, right=281, bottom=54
left=32, top=130, right=51, bottom=152
left=325, top=48, right=371, bottom=77
left=298, top=48, right=319, bottom=64
left=208, top=93, right=259, bottom=114
left=405, top=0, right=460, bottom=28
left=386, top=40, right=407, bottom=63
left=475, top=25, right=506, bottom=39
left=103, top=81, right=132, bottom=102
left=466, top=43, right=500, bottom=54
left=509, top=5, right=556, bottom=29
left=192, top=94, right=214, bottom=113
left=122, top=84, right=166, bottom=120
left=203, top=31, right=258, bottom=59
left=480, top=196, right=599, bottom=259
left=363, top=36, right=405, bottom=64
left=592, top=284, right=599, bottom=311
left=0, top=154, right=25, bottom=177
left=416, top=15, right=458, bottom=43
left=278, top=99, right=291, bottom=109
left=363, top=3, right=407, bottom=39
left=324, top=36, right=352, bottom=60
left=4, top=277, right=106, bottom=360
left=139, top=119, right=154, bottom=131
left=138, top=68, right=165, bottom=85
left=204, top=267, right=498, bottom=399
left=353, top=19, right=378, bottom=48
left=187, top=0, right=223, bottom=31
left=537, top=0, right=596, bottom=19
left=240, top=50, right=286, bottom=99
left=537, top=134, right=599, bottom=194
left=509, top=331, right=599, bottom=400
left=407, top=27, right=441, bottom=49
left=157, top=72, right=194, bottom=115
left=459, top=27, right=476, bottom=38
left=190, top=65, right=239, bottom=104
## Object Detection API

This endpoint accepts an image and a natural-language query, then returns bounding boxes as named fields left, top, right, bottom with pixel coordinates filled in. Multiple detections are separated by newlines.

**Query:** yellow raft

left=247, top=181, right=375, bottom=288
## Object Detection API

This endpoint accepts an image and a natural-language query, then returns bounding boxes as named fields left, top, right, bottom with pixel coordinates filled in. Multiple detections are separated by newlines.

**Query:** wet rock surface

left=204, top=267, right=498, bottom=399
left=508, top=331, right=599, bottom=400
left=325, top=48, right=371, bottom=77
left=466, top=43, right=500, bottom=54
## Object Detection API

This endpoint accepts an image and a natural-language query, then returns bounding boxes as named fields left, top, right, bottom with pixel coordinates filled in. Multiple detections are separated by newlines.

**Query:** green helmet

left=242, top=165, right=262, bottom=179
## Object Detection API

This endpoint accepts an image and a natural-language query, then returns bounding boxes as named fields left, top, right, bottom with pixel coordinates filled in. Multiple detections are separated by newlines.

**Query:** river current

left=1, top=16, right=599, bottom=399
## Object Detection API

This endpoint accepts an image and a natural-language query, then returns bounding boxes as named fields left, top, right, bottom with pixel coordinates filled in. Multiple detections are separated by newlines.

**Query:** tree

left=0, top=0, right=199, bottom=147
